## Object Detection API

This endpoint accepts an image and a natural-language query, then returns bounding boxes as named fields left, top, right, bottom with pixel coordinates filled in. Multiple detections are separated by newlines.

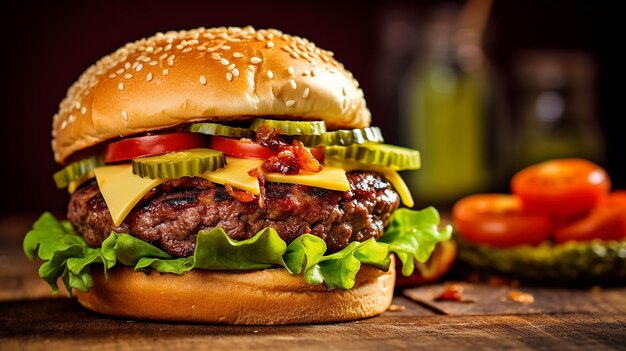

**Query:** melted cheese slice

left=94, top=165, right=167, bottom=226
left=94, top=157, right=350, bottom=226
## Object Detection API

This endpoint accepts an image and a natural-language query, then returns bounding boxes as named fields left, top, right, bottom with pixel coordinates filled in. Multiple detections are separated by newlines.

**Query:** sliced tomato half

left=554, top=205, right=626, bottom=243
left=511, top=158, right=611, bottom=218
left=210, top=136, right=325, bottom=161
left=104, top=132, right=208, bottom=163
left=453, top=194, right=554, bottom=248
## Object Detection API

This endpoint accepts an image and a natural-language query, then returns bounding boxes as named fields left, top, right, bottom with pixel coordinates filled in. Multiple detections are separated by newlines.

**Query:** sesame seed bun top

left=51, top=26, right=371, bottom=164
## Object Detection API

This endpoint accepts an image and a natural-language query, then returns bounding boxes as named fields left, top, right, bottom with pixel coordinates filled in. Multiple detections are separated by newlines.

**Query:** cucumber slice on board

left=53, top=155, right=105, bottom=188
left=293, top=127, right=384, bottom=147
left=250, top=118, right=326, bottom=135
left=325, top=143, right=420, bottom=171
left=457, top=238, right=626, bottom=285
left=132, top=148, right=226, bottom=179
left=188, top=122, right=254, bottom=139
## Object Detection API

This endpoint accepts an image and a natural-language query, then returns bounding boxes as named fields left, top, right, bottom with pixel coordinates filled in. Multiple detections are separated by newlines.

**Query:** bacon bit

left=434, top=283, right=465, bottom=302
left=292, top=140, right=323, bottom=172
left=248, top=168, right=266, bottom=208
left=387, top=304, right=406, bottom=312
left=256, top=124, right=324, bottom=175
left=508, top=290, right=535, bottom=304
left=224, top=184, right=254, bottom=202
left=255, top=124, right=287, bottom=151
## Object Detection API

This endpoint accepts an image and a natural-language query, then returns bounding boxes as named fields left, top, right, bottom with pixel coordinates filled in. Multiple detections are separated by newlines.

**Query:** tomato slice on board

left=210, top=136, right=325, bottom=161
left=554, top=205, right=626, bottom=243
left=452, top=194, right=553, bottom=248
left=104, top=132, right=208, bottom=163
left=511, top=159, right=611, bottom=218
left=600, top=191, right=626, bottom=208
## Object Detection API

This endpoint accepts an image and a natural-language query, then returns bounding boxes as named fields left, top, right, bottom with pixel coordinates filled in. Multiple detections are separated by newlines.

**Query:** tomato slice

left=210, top=136, right=275, bottom=159
left=554, top=205, right=626, bottom=243
left=511, top=159, right=611, bottom=218
left=453, top=194, right=553, bottom=247
left=210, top=136, right=325, bottom=161
left=600, top=191, right=626, bottom=208
left=104, top=132, right=208, bottom=163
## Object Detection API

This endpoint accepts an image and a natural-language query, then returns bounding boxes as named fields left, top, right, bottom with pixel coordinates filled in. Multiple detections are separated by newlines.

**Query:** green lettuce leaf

left=23, top=207, right=450, bottom=293
left=379, top=207, right=453, bottom=276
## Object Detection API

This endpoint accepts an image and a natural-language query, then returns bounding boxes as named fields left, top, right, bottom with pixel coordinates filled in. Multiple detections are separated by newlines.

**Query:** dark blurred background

left=0, top=0, right=620, bottom=215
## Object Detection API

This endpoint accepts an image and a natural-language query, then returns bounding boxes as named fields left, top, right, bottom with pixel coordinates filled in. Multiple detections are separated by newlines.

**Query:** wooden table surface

left=1, top=213, right=625, bottom=350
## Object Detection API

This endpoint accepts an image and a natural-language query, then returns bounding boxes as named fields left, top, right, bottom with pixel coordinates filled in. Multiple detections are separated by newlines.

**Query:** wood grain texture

left=404, top=283, right=626, bottom=316
left=1, top=297, right=624, bottom=351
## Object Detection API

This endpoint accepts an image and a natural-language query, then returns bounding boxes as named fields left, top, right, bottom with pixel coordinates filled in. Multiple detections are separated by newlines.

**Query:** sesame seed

left=132, top=61, right=139, bottom=69
left=108, top=73, right=117, bottom=79
left=228, top=63, right=235, bottom=70
left=342, top=87, right=347, bottom=96
left=135, top=64, right=143, bottom=72
left=304, top=69, right=311, bottom=76
left=188, top=39, right=199, bottom=45
left=165, top=44, right=172, bottom=51
left=226, top=72, right=233, bottom=81
left=124, top=62, right=131, bottom=70
left=221, top=58, right=230, bottom=65
left=163, top=69, right=169, bottom=76
left=149, top=61, right=158, bottom=66
left=154, top=47, right=163, bottom=54
left=60, top=120, right=68, bottom=130
left=290, top=79, right=297, bottom=89
left=175, top=45, right=183, bottom=50
left=291, top=52, right=300, bottom=59
left=197, top=46, right=207, bottom=51
left=146, top=73, right=153, bottom=82
left=182, top=47, right=192, bottom=53
left=116, top=68, right=125, bottom=75
left=285, top=100, right=296, bottom=107
left=121, top=111, right=128, bottom=121
left=233, top=68, right=240, bottom=77
left=267, top=41, right=275, bottom=48
left=81, top=106, right=87, bottom=115
left=303, top=88, right=310, bottom=99
left=212, top=53, right=221, bottom=60
left=118, top=82, right=124, bottom=91
left=68, top=114, right=76, bottom=123
left=220, top=45, right=231, bottom=50
left=146, top=46, right=154, bottom=53
left=159, top=53, right=168, bottom=60
left=250, top=57, right=262, bottom=64
left=267, top=70, right=274, bottom=79
left=124, top=73, right=133, bottom=79
left=233, top=52, right=244, bottom=58
left=288, top=66, right=295, bottom=76
left=199, top=75, right=207, bottom=85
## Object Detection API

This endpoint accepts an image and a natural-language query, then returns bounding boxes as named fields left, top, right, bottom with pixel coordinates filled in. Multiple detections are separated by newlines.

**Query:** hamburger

left=23, top=26, right=452, bottom=324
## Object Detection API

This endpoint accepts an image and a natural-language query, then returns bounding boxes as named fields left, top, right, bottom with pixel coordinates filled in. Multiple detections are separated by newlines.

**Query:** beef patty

left=67, top=171, right=400, bottom=257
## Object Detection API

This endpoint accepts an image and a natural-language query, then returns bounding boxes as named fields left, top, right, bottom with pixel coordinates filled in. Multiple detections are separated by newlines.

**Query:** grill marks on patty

left=67, top=172, right=400, bottom=257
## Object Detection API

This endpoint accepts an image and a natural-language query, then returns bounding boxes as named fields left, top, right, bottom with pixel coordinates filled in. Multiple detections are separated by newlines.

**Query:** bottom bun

left=75, top=257, right=395, bottom=325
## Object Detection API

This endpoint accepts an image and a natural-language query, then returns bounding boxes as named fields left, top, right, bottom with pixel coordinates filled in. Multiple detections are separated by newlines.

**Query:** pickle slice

left=132, top=148, right=226, bottom=179
left=53, top=155, right=105, bottom=188
left=293, top=127, right=384, bottom=147
left=250, top=118, right=326, bottom=135
left=188, top=122, right=254, bottom=139
left=326, top=143, right=421, bottom=170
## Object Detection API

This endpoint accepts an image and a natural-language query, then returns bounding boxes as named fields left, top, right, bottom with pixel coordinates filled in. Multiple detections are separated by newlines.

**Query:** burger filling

left=68, top=171, right=400, bottom=257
